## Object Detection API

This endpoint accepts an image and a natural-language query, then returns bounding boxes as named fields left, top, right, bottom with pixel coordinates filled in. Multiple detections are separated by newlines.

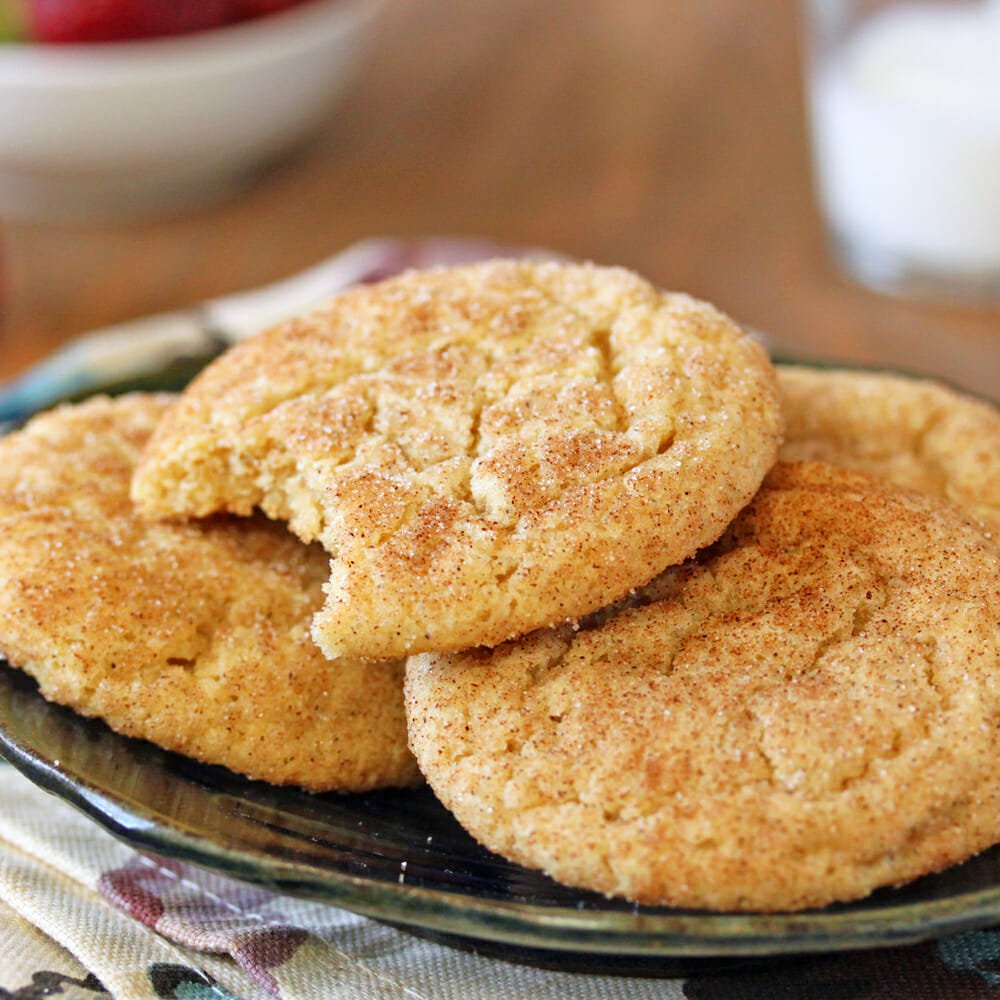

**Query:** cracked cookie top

left=778, top=365, right=1000, bottom=538
left=0, top=395, right=419, bottom=792
left=132, top=261, right=782, bottom=659
left=405, top=462, right=1000, bottom=911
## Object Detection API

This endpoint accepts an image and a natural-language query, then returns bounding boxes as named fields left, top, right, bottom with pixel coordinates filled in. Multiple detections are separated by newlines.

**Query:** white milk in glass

left=810, top=0, right=1000, bottom=295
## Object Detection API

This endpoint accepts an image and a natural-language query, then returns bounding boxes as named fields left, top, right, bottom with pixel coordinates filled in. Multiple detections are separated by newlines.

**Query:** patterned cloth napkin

left=3, top=762, right=1000, bottom=1000
left=2, top=238, right=1000, bottom=999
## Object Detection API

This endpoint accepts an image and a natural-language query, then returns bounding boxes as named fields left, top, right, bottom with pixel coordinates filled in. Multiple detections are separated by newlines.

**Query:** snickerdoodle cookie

left=132, top=261, right=782, bottom=659
left=779, top=365, right=1000, bottom=536
left=406, top=462, right=1000, bottom=911
left=0, top=395, right=419, bottom=791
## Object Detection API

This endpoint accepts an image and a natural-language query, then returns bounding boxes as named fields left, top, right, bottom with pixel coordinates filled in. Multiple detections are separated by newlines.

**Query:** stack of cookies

left=1, top=260, right=998, bottom=913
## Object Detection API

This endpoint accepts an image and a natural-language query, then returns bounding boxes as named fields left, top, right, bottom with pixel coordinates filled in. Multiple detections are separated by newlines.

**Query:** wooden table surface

left=2, top=0, right=997, bottom=398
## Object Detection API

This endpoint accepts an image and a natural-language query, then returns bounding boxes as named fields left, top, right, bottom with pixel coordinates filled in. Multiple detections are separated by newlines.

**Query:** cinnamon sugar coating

left=779, top=365, right=1000, bottom=538
left=132, top=261, right=782, bottom=659
left=0, top=395, right=419, bottom=791
left=406, top=462, right=1000, bottom=911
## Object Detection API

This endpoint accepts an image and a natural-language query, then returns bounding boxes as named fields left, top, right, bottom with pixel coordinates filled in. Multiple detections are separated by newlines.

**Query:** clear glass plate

left=2, top=664, right=1000, bottom=968
left=1, top=356, right=999, bottom=971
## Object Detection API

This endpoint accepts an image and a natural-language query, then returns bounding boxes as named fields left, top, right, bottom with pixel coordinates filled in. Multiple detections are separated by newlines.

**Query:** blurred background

left=1, top=0, right=997, bottom=398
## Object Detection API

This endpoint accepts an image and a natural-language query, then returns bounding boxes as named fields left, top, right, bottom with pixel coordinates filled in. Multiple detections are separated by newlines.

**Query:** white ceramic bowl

left=0, top=0, right=380, bottom=221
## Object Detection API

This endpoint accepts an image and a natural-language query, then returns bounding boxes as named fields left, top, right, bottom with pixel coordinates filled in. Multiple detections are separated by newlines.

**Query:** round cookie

left=406, top=462, right=1000, bottom=912
left=0, top=395, right=420, bottom=792
left=132, top=260, right=782, bottom=660
left=778, top=364, right=1000, bottom=537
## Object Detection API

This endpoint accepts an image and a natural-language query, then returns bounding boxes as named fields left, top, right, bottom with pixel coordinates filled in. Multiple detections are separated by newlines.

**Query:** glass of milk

left=805, top=0, right=1000, bottom=301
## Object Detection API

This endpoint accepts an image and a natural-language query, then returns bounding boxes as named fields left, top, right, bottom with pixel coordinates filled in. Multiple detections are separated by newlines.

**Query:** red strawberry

left=233, top=0, right=308, bottom=16
left=26, top=0, right=240, bottom=43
